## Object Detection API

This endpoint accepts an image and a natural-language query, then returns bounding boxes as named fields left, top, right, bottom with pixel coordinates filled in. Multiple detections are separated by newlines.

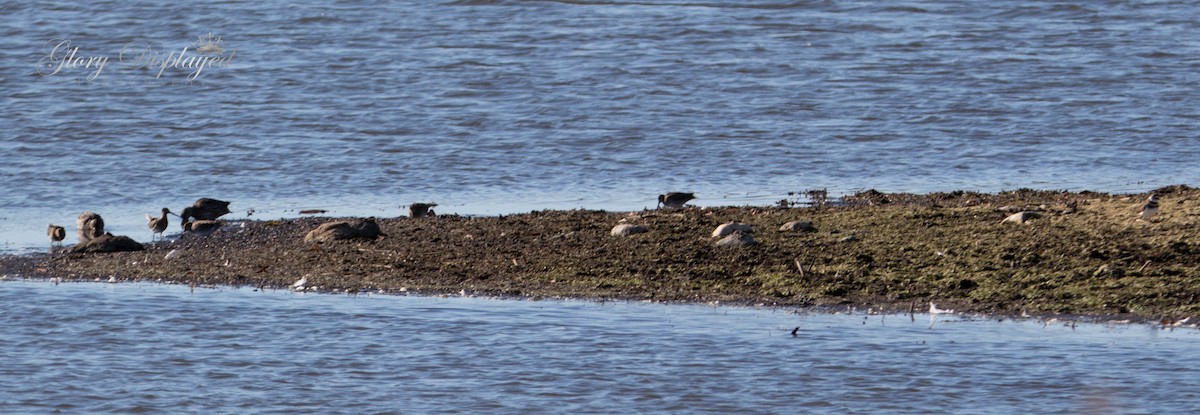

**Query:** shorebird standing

left=146, top=208, right=176, bottom=241
left=408, top=202, right=437, bottom=218
left=657, top=192, right=696, bottom=209
left=48, top=224, right=66, bottom=247
left=76, top=211, right=104, bottom=244
left=180, top=198, right=231, bottom=229
left=182, top=219, right=223, bottom=236
left=1138, top=192, right=1160, bottom=221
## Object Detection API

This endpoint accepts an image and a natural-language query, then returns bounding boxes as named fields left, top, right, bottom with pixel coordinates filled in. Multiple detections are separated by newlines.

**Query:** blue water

left=1, top=280, right=1197, bottom=414
left=1, top=0, right=1199, bottom=250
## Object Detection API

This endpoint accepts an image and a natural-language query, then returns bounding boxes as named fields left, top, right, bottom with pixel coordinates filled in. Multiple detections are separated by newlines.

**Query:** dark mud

left=3, top=187, right=1199, bottom=323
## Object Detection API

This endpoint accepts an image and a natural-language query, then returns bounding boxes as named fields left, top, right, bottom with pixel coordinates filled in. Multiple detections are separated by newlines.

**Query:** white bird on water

left=292, top=275, right=308, bottom=291
left=929, top=302, right=954, bottom=314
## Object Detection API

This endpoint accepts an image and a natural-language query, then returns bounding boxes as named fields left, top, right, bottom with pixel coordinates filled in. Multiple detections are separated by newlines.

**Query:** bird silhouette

left=408, top=202, right=438, bottom=218
left=180, top=198, right=231, bottom=228
left=657, top=192, right=696, bottom=209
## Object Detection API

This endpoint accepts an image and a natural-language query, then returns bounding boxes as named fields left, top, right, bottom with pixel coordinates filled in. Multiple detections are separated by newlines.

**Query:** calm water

left=2, top=0, right=1199, bottom=250
left=0, top=280, right=1196, bottom=414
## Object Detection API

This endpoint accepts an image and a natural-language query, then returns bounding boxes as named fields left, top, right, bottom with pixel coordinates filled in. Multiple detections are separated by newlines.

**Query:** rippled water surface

left=0, top=280, right=1197, bottom=414
left=2, top=0, right=1199, bottom=250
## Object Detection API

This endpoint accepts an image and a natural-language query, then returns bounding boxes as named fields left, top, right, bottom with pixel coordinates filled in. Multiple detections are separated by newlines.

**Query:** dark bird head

left=408, top=202, right=438, bottom=218
left=180, top=207, right=194, bottom=228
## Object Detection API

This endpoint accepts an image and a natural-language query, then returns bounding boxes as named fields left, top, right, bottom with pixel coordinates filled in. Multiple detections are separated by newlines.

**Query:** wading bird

left=657, top=192, right=696, bottom=209
left=408, top=202, right=437, bottom=218
left=146, top=208, right=177, bottom=241
left=180, top=198, right=231, bottom=228
left=48, top=224, right=66, bottom=247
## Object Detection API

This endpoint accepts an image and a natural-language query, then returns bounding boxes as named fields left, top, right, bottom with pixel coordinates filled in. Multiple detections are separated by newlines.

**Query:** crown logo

left=192, top=32, right=225, bottom=55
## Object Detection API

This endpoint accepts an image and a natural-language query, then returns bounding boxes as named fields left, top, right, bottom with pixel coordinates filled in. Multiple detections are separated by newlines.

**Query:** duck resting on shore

left=182, top=219, right=223, bottom=236
left=76, top=211, right=105, bottom=244
left=180, top=198, right=231, bottom=229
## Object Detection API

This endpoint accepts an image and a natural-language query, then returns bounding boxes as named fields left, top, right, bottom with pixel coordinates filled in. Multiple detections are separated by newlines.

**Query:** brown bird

left=48, top=224, right=66, bottom=246
left=657, top=192, right=696, bottom=209
left=408, top=202, right=438, bottom=218
left=1138, top=192, right=1160, bottom=220
left=76, top=211, right=104, bottom=243
left=182, top=219, right=222, bottom=236
left=180, top=198, right=231, bottom=229
left=146, top=208, right=177, bottom=241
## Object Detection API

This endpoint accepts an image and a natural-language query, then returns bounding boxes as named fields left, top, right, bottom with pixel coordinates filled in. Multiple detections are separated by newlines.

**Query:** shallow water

left=2, top=0, right=1200, bottom=251
left=0, top=280, right=1197, bottom=414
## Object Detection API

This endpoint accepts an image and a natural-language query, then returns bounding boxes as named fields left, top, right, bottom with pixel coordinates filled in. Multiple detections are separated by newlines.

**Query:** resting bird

left=182, top=219, right=222, bottom=236
left=146, top=208, right=176, bottom=241
left=48, top=224, right=66, bottom=246
left=408, top=202, right=437, bottom=218
left=1138, top=192, right=1159, bottom=220
left=76, top=211, right=104, bottom=244
left=657, top=192, right=696, bottom=209
left=180, top=198, right=231, bottom=228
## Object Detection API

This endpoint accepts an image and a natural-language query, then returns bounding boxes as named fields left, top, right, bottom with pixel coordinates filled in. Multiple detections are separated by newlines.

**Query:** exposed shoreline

left=3, top=187, right=1198, bottom=324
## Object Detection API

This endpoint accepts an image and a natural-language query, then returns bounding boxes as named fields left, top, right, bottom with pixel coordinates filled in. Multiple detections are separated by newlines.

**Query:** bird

left=48, top=224, right=66, bottom=246
left=657, top=192, right=696, bottom=209
left=180, top=198, right=231, bottom=228
left=408, top=202, right=438, bottom=218
left=145, top=208, right=177, bottom=241
left=1138, top=192, right=1159, bottom=220
left=292, top=275, right=308, bottom=291
left=929, top=302, right=954, bottom=314
left=76, top=211, right=104, bottom=244
left=182, top=219, right=222, bottom=236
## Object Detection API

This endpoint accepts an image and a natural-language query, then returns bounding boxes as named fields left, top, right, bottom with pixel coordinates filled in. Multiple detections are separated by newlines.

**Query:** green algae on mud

left=2, top=186, right=1199, bottom=322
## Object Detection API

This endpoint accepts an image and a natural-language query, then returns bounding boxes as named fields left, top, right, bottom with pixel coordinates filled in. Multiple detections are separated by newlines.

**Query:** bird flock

left=47, top=191, right=1166, bottom=249
left=49, top=198, right=233, bottom=248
